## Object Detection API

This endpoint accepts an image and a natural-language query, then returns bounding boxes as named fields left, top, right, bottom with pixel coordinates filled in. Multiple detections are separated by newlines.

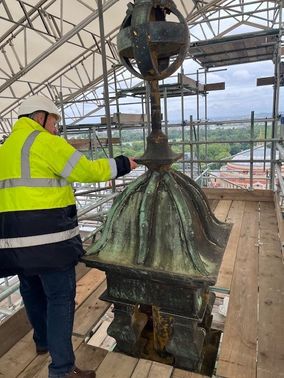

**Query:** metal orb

left=117, top=0, right=189, bottom=81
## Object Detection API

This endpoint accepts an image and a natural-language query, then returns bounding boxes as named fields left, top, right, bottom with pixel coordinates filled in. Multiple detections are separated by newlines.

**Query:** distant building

left=213, top=145, right=276, bottom=189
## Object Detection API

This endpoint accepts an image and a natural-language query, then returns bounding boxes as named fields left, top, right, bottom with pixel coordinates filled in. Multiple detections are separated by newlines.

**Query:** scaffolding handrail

left=77, top=193, right=118, bottom=219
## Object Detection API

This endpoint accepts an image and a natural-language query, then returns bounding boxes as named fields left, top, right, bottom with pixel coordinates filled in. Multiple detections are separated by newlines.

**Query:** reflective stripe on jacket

left=0, top=117, right=116, bottom=276
left=0, top=117, right=117, bottom=212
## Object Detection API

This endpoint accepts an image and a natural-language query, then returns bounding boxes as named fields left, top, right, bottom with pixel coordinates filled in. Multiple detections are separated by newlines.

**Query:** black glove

left=114, top=155, right=131, bottom=178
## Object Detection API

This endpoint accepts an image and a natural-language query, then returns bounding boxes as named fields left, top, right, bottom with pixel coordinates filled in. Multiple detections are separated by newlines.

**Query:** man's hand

left=129, top=158, right=138, bottom=170
left=114, top=155, right=138, bottom=177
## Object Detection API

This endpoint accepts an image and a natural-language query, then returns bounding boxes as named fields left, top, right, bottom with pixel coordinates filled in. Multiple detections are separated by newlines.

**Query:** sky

left=73, top=5, right=284, bottom=126
left=113, top=4, right=284, bottom=123
left=106, top=59, right=282, bottom=124
left=157, top=59, right=281, bottom=122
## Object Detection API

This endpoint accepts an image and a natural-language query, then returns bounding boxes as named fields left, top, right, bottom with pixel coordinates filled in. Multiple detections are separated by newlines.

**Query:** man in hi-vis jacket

left=0, top=95, right=137, bottom=378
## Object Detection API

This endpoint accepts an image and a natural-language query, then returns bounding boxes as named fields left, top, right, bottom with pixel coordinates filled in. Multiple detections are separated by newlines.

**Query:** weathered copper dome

left=85, top=169, right=231, bottom=284
left=82, top=0, right=231, bottom=373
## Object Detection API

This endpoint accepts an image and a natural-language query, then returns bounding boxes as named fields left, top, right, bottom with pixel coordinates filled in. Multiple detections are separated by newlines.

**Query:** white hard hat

left=18, top=95, right=61, bottom=121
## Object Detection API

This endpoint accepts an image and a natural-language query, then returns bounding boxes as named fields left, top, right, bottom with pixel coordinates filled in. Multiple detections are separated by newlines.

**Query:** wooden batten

left=178, top=73, right=204, bottom=91
left=0, top=307, right=31, bottom=358
left=69, top=138, right=120, bottom=150
left=203, top=188, right=274, bottom=201
left=101, top=113, right=146, bottom=125
left=274, top=191, right=284, bottom=258
left=204, top=82, right=225, bottom=91
left=68, top=138, right=91, bottom=150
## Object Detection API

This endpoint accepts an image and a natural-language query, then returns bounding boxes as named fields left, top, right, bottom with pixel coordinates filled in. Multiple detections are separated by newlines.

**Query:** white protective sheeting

left=0, top=0, right=195, bottom=132
left=1, top=0, right=280, bottom=134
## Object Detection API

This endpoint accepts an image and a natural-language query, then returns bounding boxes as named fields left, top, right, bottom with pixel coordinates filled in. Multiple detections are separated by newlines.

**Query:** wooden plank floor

left=217, top=201, right=259, bottom=377
left=0, top=189, right=283, bottom=378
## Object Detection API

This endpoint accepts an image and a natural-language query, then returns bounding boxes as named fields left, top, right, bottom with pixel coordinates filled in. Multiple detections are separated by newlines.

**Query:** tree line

left=84, top=123, right=272, bottom=169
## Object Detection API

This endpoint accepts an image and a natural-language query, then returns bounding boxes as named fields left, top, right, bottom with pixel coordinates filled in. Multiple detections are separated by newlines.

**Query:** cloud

left=232, top=69, right=251, bottom=81
left=73, top=59, right=282, bottom=125
left=162, top=59, right=282, bottom=121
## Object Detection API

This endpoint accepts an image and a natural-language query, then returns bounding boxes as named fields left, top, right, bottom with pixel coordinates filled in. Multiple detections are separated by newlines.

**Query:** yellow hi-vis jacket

left=0, top=117, right=118, bottom=277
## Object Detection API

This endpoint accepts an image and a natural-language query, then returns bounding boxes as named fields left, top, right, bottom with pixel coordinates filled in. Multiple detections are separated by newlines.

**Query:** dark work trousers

left=18, top=265, right=76, bottom=378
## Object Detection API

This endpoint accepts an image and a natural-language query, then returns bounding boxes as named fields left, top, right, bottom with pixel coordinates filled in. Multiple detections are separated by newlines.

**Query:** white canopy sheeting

left=0, top=0, right=282, bottom=134
left=0, top=0, right=196, bottom=132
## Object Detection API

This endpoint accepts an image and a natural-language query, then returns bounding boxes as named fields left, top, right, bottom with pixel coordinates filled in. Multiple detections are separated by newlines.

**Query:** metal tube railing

left=170, top=137, right=280, bottom=146
left=276, top=142, right=284, bottom=160
left=77, top=193, right=118, bottom=220
left=180, top=159, right=277, bottom=164
left=75, top=183, right=126, bottom=197
left=184, top=117, right=275, bottom=126
left=249, top=111, right=254, bottom=189
left=195, top=167, right=210, bottom=186
left=275, top=164, right=284, bottom=195
left=81, top=225, right=104, bottom=244
left=0, top=282, right=20, bottom=303
left=204, top=172, right=248, bottom=190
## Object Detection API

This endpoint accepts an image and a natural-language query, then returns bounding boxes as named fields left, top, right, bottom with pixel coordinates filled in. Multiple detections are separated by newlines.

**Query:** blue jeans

left=18, top=266, right=76, bottom=377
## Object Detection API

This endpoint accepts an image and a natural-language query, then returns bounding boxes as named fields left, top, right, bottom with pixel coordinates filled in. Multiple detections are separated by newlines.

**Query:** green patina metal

left=137, top=171, right=160, bottom=265
left=86, top=169, right=230, bottom=279
left=82, top=0, right=231, bottom=373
